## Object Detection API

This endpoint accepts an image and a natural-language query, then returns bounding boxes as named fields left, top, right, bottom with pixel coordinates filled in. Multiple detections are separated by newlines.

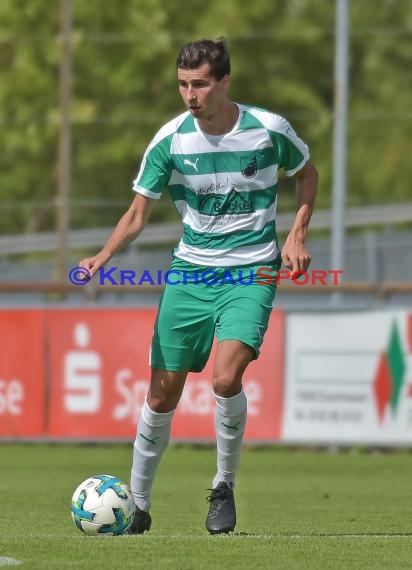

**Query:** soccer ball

left=70, top=474, right=135, bottom=536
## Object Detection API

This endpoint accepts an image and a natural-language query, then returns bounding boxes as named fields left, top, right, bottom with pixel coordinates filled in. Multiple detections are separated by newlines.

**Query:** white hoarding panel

left=283, top=310, right=412, bottom=445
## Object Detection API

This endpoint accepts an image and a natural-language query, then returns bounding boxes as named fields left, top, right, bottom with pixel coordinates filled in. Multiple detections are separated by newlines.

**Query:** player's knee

left=146, top=393, right=178, bottom=413
left=213, top=373, right=242, bottom=398
left=147, top=369, right=186, bottom=412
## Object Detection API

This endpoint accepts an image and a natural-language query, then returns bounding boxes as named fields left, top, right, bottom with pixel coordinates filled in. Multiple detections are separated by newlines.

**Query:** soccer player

left=79, top=38, right=318, bottom=535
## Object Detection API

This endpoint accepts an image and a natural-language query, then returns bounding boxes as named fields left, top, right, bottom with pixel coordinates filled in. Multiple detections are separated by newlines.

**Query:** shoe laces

left=205, top=485, right=231, bottom=503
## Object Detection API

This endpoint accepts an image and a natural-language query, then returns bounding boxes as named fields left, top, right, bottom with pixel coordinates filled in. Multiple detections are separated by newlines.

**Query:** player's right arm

left=79, top=193, right=153, bottom=279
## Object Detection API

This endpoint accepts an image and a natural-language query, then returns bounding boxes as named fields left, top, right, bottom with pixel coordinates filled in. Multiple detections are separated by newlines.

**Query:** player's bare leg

left=128, top=368, right=188, bottom=534
left=206, top=340, right=253, bottom=534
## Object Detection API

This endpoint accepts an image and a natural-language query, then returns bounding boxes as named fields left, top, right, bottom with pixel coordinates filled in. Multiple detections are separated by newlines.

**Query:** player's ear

left=221, top=74, right=230, bottom=91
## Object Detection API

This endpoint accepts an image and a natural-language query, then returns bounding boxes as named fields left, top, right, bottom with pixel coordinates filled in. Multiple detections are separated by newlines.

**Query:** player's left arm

left=281, top=160, right=318, bottom=273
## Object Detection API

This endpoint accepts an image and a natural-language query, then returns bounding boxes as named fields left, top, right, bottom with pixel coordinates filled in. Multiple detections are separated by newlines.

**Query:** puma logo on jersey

left=184, top=158, right=200, bottom=173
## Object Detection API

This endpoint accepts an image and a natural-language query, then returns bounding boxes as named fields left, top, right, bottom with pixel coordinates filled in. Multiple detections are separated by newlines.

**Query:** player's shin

left=130, top=400, right=175, bottom=512
left=212, top=390, right=247, bottom=489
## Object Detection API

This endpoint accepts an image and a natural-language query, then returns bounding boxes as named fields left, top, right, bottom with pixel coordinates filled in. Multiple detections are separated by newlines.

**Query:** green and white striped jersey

left=133, top=104, right=309, bottom=267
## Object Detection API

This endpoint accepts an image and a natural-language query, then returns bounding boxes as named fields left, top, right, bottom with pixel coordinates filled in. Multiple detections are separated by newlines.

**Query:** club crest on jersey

left=240, top=155, right=257, bottom=178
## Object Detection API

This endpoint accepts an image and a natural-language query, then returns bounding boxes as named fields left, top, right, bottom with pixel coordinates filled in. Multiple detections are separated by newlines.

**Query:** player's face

left=177, top=63, right=230, bottom=120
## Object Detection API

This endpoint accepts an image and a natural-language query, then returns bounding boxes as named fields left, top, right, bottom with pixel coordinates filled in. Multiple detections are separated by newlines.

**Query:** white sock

left=130, top=401, right=175, bottom=512
left=212, top=390, right=247, bottom=490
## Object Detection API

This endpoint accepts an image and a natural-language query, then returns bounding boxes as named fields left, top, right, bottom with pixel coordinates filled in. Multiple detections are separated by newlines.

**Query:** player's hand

left=281, top=239, right=311, bottom=279
left=78, top=253, right=107, bottom=280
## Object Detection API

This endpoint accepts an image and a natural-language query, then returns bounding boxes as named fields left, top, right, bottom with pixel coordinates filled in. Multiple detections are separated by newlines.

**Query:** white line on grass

left=120, top=533, right=412, bottom=540
left=287, top=534, right=412, bottom=539
left=29, top=532, right=412, bottom=540
left=0, top=559, right=21, bottom=567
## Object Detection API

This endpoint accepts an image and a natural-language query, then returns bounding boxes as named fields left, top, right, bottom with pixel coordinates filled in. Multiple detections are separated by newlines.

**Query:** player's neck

left=197, top=102, right=239, bottom=136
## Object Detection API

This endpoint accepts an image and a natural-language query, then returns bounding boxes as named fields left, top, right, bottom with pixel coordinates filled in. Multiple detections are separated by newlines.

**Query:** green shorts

left=150, top=257, right=278, bottom=372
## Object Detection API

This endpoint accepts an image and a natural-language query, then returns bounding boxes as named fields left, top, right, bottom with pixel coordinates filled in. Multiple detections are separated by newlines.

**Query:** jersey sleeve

left=268, top=116, right=310, bottom=177
left=132, top=132, right=174, bottom=199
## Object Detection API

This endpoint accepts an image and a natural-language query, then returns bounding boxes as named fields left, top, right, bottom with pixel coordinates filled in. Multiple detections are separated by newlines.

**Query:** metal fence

left=0, top=220, right=411, bottom=310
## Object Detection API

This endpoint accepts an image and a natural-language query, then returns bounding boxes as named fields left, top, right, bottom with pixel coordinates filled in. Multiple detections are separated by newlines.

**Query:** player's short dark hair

left=176, top=38, right=230, bottom=80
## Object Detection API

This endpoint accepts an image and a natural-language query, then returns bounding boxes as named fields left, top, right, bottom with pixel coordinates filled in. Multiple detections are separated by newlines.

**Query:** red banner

left=0, top=307, right=285, bottom=441
left=46, top=308, right=284, bottom=441
left=0, top=310, right=45, bottom=437
left=47, top=308, right=156, bottom=438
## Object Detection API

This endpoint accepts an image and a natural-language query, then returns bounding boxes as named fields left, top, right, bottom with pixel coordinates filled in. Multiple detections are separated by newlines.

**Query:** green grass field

left=1, top=444, right=412, bottom=569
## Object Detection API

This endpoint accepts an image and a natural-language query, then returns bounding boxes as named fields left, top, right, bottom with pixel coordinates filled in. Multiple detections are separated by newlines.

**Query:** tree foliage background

left=0, top=0, right=411, bottom=235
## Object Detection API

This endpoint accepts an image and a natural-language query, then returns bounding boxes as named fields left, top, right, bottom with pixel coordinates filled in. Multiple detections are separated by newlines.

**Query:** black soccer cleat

left=205, top=482, right=236, bottom=534
left=126, top=506, right=152, bottom=535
